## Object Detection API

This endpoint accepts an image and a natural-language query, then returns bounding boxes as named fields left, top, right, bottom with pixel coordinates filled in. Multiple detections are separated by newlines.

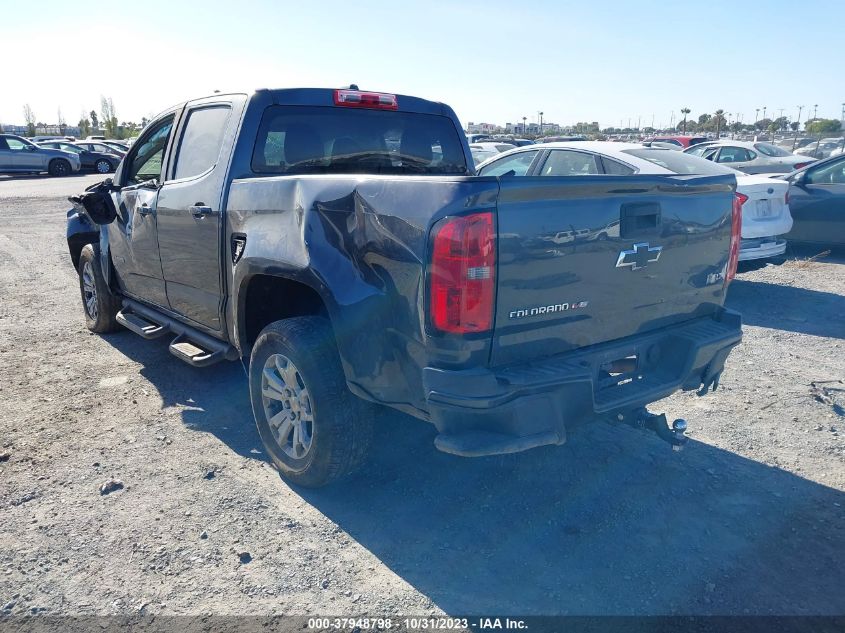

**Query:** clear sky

left=1, top=0, right=843, bottom=130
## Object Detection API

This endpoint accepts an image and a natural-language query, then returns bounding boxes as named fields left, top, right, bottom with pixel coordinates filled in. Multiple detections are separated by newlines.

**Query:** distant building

left=505, top=121, right=561, bottom=135
left=0, top=123, right=81, bottom=137
left=466, top=122, right=500, bottom=134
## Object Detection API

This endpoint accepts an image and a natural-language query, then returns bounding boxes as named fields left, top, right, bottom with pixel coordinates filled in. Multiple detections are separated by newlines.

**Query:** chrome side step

left=117, top=299, right=238, bottom=368
left=168, top=333, right=228, bottom=368
left=116, top=310, right=168, bottom=340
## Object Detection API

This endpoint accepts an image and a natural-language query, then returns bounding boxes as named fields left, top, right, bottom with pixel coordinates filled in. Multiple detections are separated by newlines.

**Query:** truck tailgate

left=492, top=174, right=736, bottom=366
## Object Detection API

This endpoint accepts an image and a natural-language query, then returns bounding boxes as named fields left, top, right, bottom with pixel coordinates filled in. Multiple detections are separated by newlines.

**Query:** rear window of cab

left=251, top=106, right=468, bottom=176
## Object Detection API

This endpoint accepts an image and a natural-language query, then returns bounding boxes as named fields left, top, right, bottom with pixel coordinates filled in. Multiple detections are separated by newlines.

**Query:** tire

left=249, top=317, right=373, bottom=488
left=48, top=158, right=71, bottom=177
left=77, top=244, right=120, bottom=333
left=95, top=159, right=112, bottom=174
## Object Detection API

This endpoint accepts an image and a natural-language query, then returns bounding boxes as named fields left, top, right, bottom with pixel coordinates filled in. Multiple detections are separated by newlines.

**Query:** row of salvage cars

left=474, top=141, right=845, bottom=263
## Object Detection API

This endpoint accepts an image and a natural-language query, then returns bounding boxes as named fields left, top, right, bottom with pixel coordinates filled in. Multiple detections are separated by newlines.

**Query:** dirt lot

left=1, top=174, right=843, bottom=617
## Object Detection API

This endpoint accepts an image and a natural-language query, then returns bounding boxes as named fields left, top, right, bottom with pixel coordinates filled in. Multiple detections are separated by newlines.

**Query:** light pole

left=763, top=106, right=767, bottom=121
left=755, top=108, right=760, bottom=125
left=792, top=105, right=804, bottom=151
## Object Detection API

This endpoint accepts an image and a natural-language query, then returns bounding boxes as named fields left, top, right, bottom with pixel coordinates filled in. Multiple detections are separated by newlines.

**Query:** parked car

left=0, top=134, right=82, bottom=176
left=66, top=87, right=741, bottom=487
left=466, top=133, right=492, bottom=144
left=643, top=135, right=709, bottom=148
left=795, top=138, right=845, bottom=160
left=777, top=137, right=817, bottom=151
left=684, top=141, right=813, bottom=174
left=535, top=135, right=586, bottom=143
left=470, top=147, right=499, bottom=166
left=102, top=140, right=131, bottom=154
left=37, top=140, right=121, bottom=174
left=470, top=141, right=517, bottom=153
left=778, top=154, right=845, bottom=247
left=31, top=135, right=75, bottom=143
left=75, top=141, right=126, bottom=158
left=476, top=142, right=792, bottom=262
left=642, top=141, right=684, bottom=150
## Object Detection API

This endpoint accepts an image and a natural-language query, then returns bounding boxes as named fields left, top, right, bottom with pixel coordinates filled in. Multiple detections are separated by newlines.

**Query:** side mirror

left=26, top=144, right=37, bottom=151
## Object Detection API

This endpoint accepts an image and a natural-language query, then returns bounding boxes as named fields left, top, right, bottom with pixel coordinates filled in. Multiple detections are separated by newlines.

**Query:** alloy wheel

left=261, top=353, right=314, bottom=460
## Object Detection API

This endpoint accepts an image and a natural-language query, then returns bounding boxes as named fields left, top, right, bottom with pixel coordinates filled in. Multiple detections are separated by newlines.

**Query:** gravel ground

left=0, top=174, right=843, bottom=617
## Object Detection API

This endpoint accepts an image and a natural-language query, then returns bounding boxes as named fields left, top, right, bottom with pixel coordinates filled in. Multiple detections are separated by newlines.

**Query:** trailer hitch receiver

left=625, top=409, right=688, bottom=451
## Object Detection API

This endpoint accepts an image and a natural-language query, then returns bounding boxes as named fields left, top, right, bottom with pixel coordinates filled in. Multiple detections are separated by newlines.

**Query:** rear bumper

left=739, top=236, right=787, bottom=261
left=423, top=310, right=742, bottom=456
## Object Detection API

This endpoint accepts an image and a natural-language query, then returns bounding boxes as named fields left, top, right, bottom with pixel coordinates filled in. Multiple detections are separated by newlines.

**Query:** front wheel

left=249, top=317, right=373, bottom=488
left=48, top=158, right=71, bottom=177
left=78, top=244, right=120, bottom=333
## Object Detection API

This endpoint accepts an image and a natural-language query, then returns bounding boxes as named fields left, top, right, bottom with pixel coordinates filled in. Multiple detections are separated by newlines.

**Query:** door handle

left=138, top=203, right=153, bottom=216
left=190, top=204, right=213, bottom=218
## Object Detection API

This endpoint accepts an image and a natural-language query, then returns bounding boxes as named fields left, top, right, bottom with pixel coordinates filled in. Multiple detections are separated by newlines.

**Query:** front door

left=107, top=115, right=176, bottom=307
left=156, top=101, right=235, bottom=331
left=6, top=137, right=44, bottom=169
left=788, top=157, right=845, bottom=246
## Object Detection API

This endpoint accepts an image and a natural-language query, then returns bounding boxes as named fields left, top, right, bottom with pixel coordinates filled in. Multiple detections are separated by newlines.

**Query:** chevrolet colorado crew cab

left=67, top=87, right=743, bottom=487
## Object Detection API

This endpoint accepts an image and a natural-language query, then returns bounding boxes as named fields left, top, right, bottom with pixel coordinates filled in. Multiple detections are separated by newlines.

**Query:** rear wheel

left=78, top=244, right=120, bottom=333
left=48, top=158, right=71, bottom=177
left=95, top=159, right=112, bottom=174
left=249, top=317, right=373, bottom=488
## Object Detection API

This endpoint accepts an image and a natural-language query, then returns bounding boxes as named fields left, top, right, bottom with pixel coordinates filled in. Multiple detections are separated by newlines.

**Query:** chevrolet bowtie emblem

left=616, top=242, right=663, bottom=270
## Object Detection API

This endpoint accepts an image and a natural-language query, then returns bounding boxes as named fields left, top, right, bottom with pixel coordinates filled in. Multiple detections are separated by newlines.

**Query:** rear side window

left=541, top=150, right=600, bottom=176
left=252, top=105, right=468, bottom=175
left=173, top=105, right=231, bottom=180
left=716, top=147, right=753, bottom=163
left=601, top=156, right=636, bottom=175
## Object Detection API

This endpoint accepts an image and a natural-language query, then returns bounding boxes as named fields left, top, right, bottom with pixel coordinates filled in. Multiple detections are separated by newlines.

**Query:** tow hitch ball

left=623, top=409, right=688, bottom=451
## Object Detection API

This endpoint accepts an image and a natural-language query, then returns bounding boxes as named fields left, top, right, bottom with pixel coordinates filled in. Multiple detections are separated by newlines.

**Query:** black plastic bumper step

left=116, top=310, right=168, bottom=339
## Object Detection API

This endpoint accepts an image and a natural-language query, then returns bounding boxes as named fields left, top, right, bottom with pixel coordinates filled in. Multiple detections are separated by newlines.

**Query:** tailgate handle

left=620, top=202, right=661, bottom=237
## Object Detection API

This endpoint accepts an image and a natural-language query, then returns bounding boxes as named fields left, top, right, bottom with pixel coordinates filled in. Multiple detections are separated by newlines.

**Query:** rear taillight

left=726, top=193, right=743, bottom=285
left=794, top=161, right=812, bottom=170
left=735, top=192, right=749, bottom=206
left=333, top=89, right=398, bottom=110
left=430, top=212, right=495, bottom=334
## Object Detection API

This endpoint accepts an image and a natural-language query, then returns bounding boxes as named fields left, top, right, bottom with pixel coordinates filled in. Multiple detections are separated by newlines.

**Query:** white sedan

left=476, top=141, right=793, bottom=262
left=469, top=141, right=516, bottom=166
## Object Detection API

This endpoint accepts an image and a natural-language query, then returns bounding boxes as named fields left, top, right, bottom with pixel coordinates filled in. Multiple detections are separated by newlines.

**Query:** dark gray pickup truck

left=67, top=87, right=742, bottom=487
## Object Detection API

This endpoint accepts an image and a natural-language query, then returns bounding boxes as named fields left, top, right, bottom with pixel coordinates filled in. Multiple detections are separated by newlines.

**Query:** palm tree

left=681, top=107, right=691, bottom=134
left=715, top=109, right=725, bottom=138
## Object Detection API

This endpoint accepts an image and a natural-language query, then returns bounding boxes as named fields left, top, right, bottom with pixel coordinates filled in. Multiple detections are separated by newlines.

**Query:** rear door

left=491, top=175, right=735, bottom=366
left=156, top=97, right=242, bottom=331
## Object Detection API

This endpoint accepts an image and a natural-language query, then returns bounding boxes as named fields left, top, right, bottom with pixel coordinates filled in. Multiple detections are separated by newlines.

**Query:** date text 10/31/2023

left=306, top=617, right=528, bottom=630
